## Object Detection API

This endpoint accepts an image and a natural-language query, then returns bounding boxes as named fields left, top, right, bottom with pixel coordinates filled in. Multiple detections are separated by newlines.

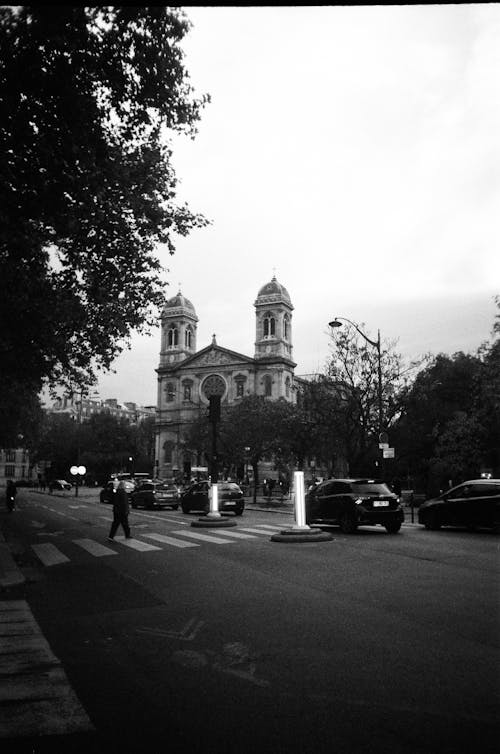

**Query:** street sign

left=383, top=448, right=395, bottom=459
left=379, top=443, right=389, bottom=450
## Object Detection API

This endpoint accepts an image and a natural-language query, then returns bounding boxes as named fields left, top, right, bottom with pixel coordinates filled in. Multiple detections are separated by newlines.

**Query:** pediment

left=183, top=345, right=254, bottom=369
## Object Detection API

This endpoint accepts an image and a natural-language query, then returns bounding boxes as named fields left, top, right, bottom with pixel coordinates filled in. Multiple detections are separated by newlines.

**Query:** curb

left=0, top=527, right=26, bottom=588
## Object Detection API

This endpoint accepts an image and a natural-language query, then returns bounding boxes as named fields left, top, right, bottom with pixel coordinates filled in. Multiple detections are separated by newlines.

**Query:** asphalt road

left=1, top=488, right=499, bottom=754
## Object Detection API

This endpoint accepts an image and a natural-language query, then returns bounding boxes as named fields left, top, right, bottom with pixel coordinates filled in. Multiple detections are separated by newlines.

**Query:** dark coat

left=113, top=487, right=129, bottom=515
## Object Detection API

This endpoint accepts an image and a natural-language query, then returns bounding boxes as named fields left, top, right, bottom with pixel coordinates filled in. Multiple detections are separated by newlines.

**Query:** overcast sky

left=95, top=4, right=499, bottom=407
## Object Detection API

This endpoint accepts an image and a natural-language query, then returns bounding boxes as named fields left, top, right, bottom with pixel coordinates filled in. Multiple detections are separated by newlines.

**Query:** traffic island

left=270, top=526, right=333, bottom=543
left=270, top=471, right=333, bottom=544
left=191, top=484, right=237, bottom=528
left=191, top=515, right=237, bottom=529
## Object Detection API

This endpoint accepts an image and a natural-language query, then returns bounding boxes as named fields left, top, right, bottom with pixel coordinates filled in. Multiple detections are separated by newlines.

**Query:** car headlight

left=354, top=498, right=363, bottom=505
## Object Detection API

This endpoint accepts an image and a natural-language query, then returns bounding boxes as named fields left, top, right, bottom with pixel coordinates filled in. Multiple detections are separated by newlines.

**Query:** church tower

left=159, top=290, right=198, bottom=367
left=254, top=275, right=294, bottom=362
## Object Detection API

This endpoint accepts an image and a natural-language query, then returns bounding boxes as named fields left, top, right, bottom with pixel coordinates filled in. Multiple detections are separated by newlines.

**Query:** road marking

left=238, top=527, right=282, bottom=535
left=31, top=543, right=70, bottom=566
left=253, top=524, right=283, bottom=530
left=170, top=530, right=233, bottom=544
left=206, top=529, right=258, bottom=540
left=141, top=532, right=198, bottom=548
left=30, top=521, right=46, bottom=528
left=73, top=538, right=118, bottom=557
left=113, top=537, right=161, bottom=552
left=137, top=617, right=205, bottom=641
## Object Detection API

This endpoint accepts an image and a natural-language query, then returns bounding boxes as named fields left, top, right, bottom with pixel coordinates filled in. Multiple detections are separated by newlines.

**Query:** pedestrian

left=108, top=480, right=131, bottom=540
left=5, top=479, right=17, bottom=512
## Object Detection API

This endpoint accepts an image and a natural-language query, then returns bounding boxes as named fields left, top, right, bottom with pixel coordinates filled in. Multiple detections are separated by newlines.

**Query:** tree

left=0, top=6, right=209, bottom=444
left=326, top=323, right=422, bottom=476
left=219, top=396, right=297, bottom=503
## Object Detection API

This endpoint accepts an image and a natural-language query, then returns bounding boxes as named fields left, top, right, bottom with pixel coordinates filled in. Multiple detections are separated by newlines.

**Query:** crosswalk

left=30, top=524, right=284, bottom=567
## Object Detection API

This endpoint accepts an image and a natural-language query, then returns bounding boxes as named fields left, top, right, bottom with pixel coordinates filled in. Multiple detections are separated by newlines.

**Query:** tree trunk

left=252, top=461, right=259, bottom=504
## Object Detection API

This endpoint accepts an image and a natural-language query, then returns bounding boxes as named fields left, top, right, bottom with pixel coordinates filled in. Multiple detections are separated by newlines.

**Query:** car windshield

left=219, top=483, right=241, bottom=492
left=351, top=482, right=393, bottom=495
left=157, top=483, right=177, bottom=491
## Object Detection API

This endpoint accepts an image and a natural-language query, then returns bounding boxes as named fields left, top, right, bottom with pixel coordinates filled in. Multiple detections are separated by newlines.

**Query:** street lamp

left=328, top=316, right=385, bottom=475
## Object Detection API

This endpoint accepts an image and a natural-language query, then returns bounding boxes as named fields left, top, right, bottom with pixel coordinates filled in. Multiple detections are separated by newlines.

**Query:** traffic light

left=208, top=395, right=221, bottom=423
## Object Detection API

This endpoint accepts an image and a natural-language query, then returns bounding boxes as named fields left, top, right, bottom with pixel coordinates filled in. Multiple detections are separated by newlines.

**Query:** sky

left=95, top=4, right=499, bottom=408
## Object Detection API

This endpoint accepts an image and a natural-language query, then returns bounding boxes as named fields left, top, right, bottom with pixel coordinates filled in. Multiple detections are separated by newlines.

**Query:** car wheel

left=385, top=522, right=402, bottom=534
left=171, top=504, right=179, bottom=511
left=131, top=500, right=137, bottom=509
left=235, top=506, right=244, bottom=516
left=424, top=511, right=441, bottom=530
left=181, top=504, right=191, bottom=514
left=339, top=512, right=357, bottom=534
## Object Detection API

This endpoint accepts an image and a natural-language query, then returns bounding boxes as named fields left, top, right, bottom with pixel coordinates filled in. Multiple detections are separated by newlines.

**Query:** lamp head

left=328, top=319, right=342, bottom=329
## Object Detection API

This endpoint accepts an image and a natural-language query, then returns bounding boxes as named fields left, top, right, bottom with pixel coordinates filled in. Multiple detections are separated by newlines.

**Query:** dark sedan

left=306, top=478, right=404, bottom=534
left=131, top=481, right=180, bottom=510
left=418, top=479, right=500, bottom=532
left=180, top=481, right=244, bottom=516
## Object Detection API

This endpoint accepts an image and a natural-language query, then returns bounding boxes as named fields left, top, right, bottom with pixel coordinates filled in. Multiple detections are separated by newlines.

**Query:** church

left=154, top=275, right=298, bottom=480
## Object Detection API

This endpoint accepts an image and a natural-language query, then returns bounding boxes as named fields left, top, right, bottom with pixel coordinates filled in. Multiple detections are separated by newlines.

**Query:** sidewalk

left=0, top=526, right=25, bottom=589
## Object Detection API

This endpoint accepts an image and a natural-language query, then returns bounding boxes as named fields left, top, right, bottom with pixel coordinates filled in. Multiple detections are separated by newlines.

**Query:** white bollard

left=207, top=482, right=221, bottom=518
left=292, top=470, right=311, bottom=530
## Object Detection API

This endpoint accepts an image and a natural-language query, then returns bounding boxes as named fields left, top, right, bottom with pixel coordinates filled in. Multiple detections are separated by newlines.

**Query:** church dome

left=255, top=275, right=292, bottom=306
left=162, top=289, right=197, bottom=317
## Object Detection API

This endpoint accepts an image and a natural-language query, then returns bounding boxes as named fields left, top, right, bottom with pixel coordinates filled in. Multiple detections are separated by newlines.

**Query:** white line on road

left=141, top=532, right=198, bottom=548
left=73, top=538, right=118, bottom=557
left=205, top=529, right=258, bottom=540
left=238, top=527, right=282, bottom=535
left=113, top=537, right=162, bottom=552
left=170, top=530, right=233, bottom=544
left=31, top=543, right=70, bottom=566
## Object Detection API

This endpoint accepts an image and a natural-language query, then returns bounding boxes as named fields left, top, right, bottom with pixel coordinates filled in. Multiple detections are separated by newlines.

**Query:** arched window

left=283, top=314, right=290, bottom=340
left=183, top=383, right=192, bottom=401
left=165, top=383, right=175, bottom=403
left=285, top=376, right=291, bottom=398
left=167, top=326, right=178, bottom=347
left=185, top=328, right=192, bottom=348
left=264, top=375, right=272, bottom=397
left=263, top=314, right=275, bottom=338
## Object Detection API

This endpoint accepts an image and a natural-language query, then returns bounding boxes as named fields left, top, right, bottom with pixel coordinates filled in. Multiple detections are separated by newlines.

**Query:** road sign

left=379, top=443, right=389, bottom=450
left=383, top=448, right=395, bottom=459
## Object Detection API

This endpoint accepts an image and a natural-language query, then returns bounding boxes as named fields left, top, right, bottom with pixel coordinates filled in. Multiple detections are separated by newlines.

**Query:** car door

left=442, top=484, right=469, bottom=526
left=314, top=482, right=335, bottom=519
left=467, top=483, right=499, bottom=528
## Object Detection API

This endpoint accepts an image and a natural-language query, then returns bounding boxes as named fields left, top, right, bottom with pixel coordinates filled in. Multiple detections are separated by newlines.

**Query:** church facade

left=154, top=276, right=297, bottom=480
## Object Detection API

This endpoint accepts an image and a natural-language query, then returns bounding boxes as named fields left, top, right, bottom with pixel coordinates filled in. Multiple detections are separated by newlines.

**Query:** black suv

left=306, top=478, right=404, bottom=534
left=418, top=479, right=500, bottom=532
left=180, top=481, right=244, bottom=516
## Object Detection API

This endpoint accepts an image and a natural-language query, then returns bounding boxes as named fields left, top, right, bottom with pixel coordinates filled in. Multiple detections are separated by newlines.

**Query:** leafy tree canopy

left=0, top=6, right=209, bottom=443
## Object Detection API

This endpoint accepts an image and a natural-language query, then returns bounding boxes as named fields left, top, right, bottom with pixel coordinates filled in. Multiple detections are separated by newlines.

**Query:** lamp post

left=328, top=316, right=385, bottom=477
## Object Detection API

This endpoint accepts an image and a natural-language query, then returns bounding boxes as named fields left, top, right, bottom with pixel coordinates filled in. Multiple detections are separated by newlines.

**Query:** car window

left=142, top=483, right=154, bottom=491
left=350, top=482, right=392, bottom=495
left=317, top=482, right=335, bottom=495
left=469, top=483, right=499, bottom=497
left=331, top=482, right=351, bottom=495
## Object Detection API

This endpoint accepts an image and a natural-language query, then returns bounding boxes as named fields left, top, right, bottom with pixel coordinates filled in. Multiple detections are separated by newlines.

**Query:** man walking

left=108, top=480, right=131, bottom=540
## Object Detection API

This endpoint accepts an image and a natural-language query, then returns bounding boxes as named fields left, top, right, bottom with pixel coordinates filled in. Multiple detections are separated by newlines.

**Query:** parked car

left=99, top=479, right=135, bottom=504
left=305, top=478, right=404, bottom=534
left=52, top=479, right=72, bottom=491
left=180, top=481, right=244, bottom=516
left=418, top=479, right=500, bottom=532
left=131, top=481, right=180, bottom=510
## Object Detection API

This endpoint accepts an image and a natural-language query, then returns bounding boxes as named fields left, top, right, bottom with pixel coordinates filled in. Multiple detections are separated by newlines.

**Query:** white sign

left=383, top=448, right=395, bottom=459
left=379, top=443, right=389, bottom=450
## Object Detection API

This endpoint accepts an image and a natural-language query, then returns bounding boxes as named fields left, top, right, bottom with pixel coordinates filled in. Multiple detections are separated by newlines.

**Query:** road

left=1, top=488, right=499, bottom=754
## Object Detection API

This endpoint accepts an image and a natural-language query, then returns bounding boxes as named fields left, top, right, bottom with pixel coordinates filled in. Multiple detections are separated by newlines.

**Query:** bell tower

left=159, top=289, right=198, bottom=367
left=254, top=275, right=294, bottom=361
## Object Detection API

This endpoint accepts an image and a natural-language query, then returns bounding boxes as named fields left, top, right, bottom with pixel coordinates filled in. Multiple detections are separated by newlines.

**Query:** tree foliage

left=0, top=6, right=209, bottom=443
left=325, top=323, right=423, bottom=475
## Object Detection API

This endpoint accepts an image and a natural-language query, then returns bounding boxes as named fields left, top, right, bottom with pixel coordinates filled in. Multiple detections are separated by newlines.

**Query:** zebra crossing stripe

left=31, top=543, right=70, bottom=566
left=113, top=537, right=162, bottom=552
left=238, top=527, right=282, bottom=535
left=252, top=524, right=284, bottom=530
left=170, top=530, right=233, bottom=544
left=73, top=538, right=117, bottom=557
left=204, top=529, right=258, bottom=540
left=141, top=533, right=198, bottom=548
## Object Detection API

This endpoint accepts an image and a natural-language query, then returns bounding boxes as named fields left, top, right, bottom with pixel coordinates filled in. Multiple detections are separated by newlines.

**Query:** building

left=154, top=275, right=298, bottom=480
left=46, top=396, right=155, bottom=424
left=0, top=447, right=32, bottom=487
